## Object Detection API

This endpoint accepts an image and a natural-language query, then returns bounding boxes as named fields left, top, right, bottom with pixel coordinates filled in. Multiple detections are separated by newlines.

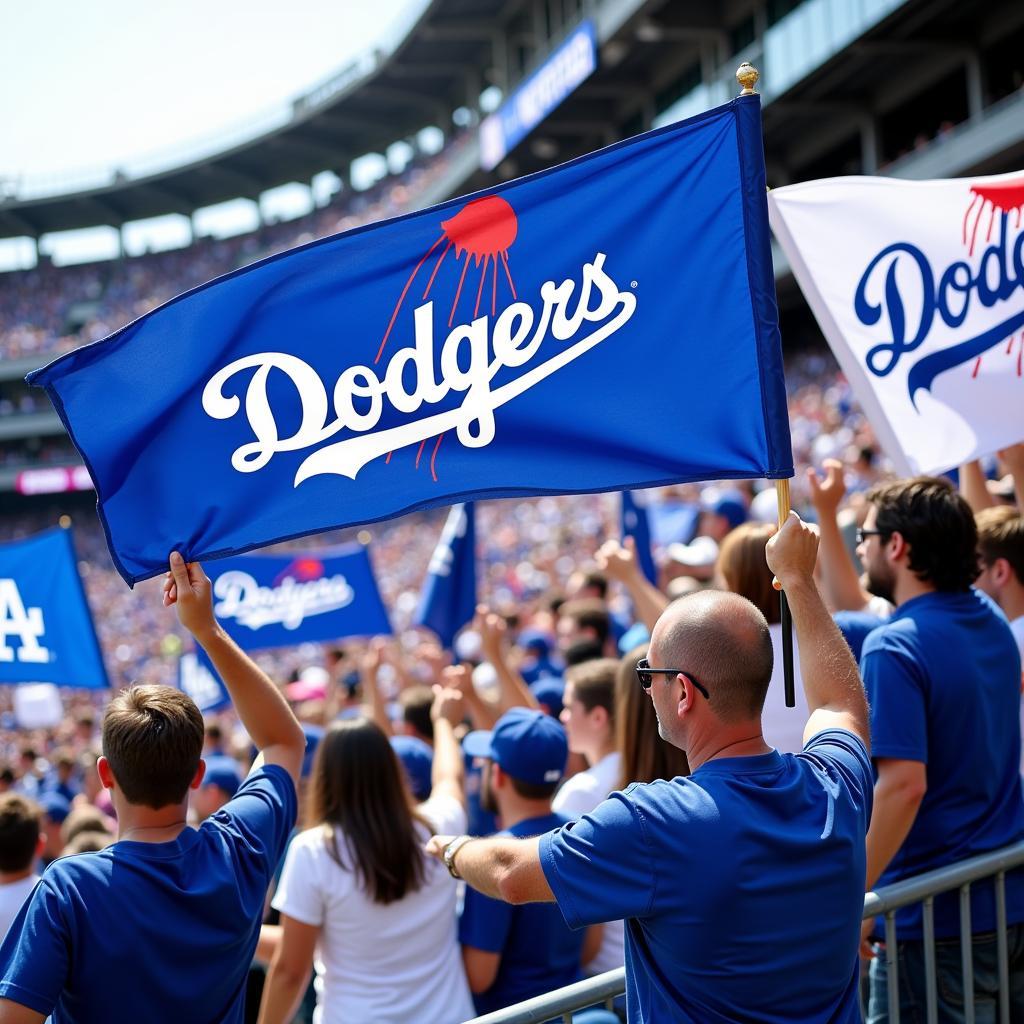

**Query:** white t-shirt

left=0, top=875, right=38, bottom=939
left=552, top=751, right=621, bottom=817
left=272, top=793, right=474, bottom=1024
left=762, top=623, right=810, bottom=755
left=553, top=751, right=625, bottom=977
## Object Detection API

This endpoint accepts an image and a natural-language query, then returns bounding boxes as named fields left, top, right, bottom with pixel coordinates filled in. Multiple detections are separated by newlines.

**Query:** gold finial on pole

left=736, top=62, right=759, bottom=96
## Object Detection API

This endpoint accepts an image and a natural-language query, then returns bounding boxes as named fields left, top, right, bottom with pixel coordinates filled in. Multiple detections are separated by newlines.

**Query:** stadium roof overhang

left=0, top=0, right=527, bottom=240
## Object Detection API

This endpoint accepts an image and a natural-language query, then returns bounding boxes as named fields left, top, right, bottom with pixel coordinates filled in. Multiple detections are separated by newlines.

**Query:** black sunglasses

left=855, top=528, right=887, bottom=545
left=636, top=657, right=710, bottom=700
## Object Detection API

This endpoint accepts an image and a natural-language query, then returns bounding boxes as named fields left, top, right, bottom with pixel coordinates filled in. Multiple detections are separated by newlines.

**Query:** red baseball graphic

left=962, top=178, right=1024, bottom=379
left=376, top=196, right=520, bottom=481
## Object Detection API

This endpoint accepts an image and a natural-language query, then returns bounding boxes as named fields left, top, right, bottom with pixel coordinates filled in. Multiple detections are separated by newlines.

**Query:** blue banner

left=415, top=504, right=476, bottom=649
left=177, top=650, right=231, bottom=712
left=0, top=528, right=108, bottom=688
left=206, top=545, right=391, bottom=651
left=29, top=95, right=792, bottom=586
left=621, top=491, right=657, bottom=584
left=479, top=20, right=598, bottom=171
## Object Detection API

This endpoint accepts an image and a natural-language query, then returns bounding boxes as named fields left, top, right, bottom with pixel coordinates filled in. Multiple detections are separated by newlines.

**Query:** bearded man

left=856, top=477, right=1024, bottom=1022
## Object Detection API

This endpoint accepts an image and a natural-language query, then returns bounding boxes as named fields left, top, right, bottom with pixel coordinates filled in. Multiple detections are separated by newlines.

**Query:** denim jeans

left=866, top=924, right=1024, bottom=1023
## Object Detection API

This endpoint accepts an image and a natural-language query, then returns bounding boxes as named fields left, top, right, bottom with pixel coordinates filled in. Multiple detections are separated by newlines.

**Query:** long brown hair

left=307, top=718, right=429, bottom=904
left=616, top=644, right=690, bottom=789
left=716, top=522, right=781, bottom=624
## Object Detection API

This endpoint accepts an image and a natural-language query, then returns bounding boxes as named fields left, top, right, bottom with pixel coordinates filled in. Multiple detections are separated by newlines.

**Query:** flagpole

left=736, top=62, right=797, bottom=708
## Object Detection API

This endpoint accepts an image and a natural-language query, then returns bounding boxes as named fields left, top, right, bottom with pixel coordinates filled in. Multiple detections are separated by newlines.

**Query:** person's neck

left=0, top=866, right=35, bottom=885
left=115, top=799, right=191, bottom=844
left=997, top=582, right=1024, bottom=624
left=893, top=572, right=937, bottom=608
left=581, top=737, right=617, bottom=769
left=684, top=721, right=771, bottom=773
left=498, top=796, right=554, bottom=830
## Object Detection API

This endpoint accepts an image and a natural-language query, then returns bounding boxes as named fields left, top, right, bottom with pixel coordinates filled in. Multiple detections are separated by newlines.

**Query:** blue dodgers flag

left=415, top=504, right=476, bottom=649
left=207, top=544, right=391, bottom=651
left=0, top=528, right=108, bottom=688
left=177, top=650, right=231, bottom=712
left=621, top=491, right=657, bottom=584
left=28, top=96, right=792, bottom=585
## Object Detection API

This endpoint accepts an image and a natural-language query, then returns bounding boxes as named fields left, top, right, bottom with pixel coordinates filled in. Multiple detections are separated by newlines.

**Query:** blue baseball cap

left=463, top=708, right=567, bottom=786
left=530, top=677, right=565, bottom=718
left=39, top=791, right=71, bottom=824
left=709, top=493, right=747, bottom=531
left=517, top=629, right=553, bottom=654
left=391, top=735, right=434, bottom=802
left=202, top=756, right=243, bottom=798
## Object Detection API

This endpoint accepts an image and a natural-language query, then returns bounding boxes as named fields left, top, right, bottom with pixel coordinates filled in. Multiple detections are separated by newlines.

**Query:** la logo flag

left=621, top=491, right=657, bottom=584
left=177, top=651, right=230, bottom=713
left=0, top=528, right=109, bottom=688
left=769, top=171, right=1024, bottom=475
left=28, top=95, right=791, bottom=585
left=415, top=503, right=476, bottom=649
left=204, top=544, right=391, bottom=652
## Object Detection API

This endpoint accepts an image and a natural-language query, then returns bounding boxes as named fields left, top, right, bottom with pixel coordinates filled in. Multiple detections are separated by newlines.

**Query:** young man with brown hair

left=0, top=554, right=305, bottom=1024
left=0, top=797, right=42, bottom=940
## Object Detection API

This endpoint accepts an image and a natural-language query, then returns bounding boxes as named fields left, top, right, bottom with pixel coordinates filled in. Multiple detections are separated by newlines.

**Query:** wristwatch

left=442, top=835, right=474, bottom=879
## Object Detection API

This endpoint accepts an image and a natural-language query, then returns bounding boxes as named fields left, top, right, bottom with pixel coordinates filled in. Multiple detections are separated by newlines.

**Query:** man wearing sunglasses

left=857, top=478, right=1024, bottom=1021
left=428, top=512, right=872, bottom=1023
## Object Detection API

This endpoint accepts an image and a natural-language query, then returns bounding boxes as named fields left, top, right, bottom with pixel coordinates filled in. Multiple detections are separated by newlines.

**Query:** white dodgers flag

left=769, top=171, right=1024, bottom=475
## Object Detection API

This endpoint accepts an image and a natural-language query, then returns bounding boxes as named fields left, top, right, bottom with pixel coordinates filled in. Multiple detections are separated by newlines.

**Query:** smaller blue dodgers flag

left=415, top=504, right=476, bottom=649
left=177, top=650, right=231, bottom=712
left=0, top=528, right=108, bottom=688
left=207, top=544, right=391, bottom=652
left=621, top=491, right=657, bottom=585
left=29, top=94, right=791, bottom=585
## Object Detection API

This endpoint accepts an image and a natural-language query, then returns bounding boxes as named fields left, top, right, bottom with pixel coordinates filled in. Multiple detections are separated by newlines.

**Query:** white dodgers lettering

left=213, top=571, right=355, bottom=630
left=0, top=579, right=50, bottom=664
left=203, top=252, right=637, bottom=484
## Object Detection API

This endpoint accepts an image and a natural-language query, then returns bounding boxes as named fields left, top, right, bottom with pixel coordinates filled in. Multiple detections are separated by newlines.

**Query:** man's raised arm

left=765, top=513, right=870, bottom=750
left=165, top=552, right=305, bottom=785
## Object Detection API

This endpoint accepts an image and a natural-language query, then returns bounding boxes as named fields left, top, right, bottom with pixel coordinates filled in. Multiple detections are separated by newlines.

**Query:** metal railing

left=465, top=840, right=1024, bottom=1024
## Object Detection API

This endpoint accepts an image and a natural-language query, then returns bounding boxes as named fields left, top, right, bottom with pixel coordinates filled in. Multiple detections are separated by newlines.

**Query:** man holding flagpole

left=427, top=512, right=872, bottom=1023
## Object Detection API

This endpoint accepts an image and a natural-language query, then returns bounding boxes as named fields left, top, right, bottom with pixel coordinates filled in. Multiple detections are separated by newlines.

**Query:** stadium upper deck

left=4, top=0, right=1021, bottom=246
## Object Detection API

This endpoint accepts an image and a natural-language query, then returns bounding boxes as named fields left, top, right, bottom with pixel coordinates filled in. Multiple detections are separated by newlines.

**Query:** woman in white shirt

left=258, top=690, right=473, bottom=1024
left=716, top=522, right=809, bottom=753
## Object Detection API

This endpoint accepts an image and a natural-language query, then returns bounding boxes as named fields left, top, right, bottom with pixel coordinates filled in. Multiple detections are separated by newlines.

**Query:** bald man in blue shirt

left=428, top=513, right=872, bottom=1023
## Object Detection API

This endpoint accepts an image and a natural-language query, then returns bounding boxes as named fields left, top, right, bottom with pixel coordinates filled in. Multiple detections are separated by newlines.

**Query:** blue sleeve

left=861, top=640, right=928, bottom=763
left=539, top=790, right=655, bottom=930
left=459, top=884, right=512, bottom=954
left=801, top=728, right=874, bottom=829
left=207, top=764, right=298, bottom=884
left=0, top=878, right=68, bottom=1015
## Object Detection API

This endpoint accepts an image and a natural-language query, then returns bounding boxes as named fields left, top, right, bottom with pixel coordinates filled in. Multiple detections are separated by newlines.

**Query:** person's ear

left=676, top=674, right=696, bottom=717
left=887, top=530, right=907, bottom=562
left=491, top=763, right=506, bottom=789
left=190, top=760, right=207, bottom=791
left=992, top=557, right=1012, bottom=588
left=96, top=756, right=115, bottom=791
left=34, top=834, right=45, bottom=858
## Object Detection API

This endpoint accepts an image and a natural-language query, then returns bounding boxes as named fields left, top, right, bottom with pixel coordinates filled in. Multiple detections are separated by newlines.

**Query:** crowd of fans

left=1, top=140, right=1023, bottom=1022
left=0, top=133, right=471, bottom=363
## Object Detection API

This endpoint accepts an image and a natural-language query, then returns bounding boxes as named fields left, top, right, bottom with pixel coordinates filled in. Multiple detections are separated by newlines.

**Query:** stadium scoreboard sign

left=479, top=20, right=598, bottom=172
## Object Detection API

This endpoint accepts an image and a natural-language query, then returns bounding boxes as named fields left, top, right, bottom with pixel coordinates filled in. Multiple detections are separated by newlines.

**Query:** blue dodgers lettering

left=855, top=212, right=1024, bottom=400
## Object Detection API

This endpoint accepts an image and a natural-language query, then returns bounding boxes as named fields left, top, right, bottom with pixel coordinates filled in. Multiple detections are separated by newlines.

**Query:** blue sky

left=0, top=0, right=426, bottom=267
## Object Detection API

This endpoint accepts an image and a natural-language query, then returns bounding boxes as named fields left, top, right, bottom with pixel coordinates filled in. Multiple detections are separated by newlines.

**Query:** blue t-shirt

left=540, top=730, right=872, bottom=1024
left=861, top=589, right=1024, bottom=938
left=0, top=764, right=296, bottom=1023
left=460, top=811, right=582, bottom=1015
